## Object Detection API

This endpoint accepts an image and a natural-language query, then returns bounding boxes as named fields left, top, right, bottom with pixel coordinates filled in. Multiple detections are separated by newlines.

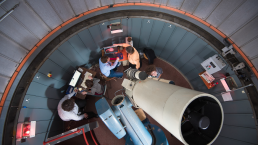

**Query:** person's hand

left=117, top=57, right=120, bottom=61
left=74, top=89, right=78, bottom=93
left=88, top=75, right=93, bottom=80
left=81, top=91, right=87, bottom=95
left=113, top=44, right=120, bottom=46
left=108, top=48, right=114, bottom=51
left=84, top=113, right=88, bottom=119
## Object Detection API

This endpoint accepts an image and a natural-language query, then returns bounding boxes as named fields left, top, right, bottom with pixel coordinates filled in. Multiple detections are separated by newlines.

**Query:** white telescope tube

left=132, top=78, right=224, bottom=145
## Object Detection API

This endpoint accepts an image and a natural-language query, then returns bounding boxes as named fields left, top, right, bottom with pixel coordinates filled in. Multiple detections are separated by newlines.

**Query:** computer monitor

left=104, top=46, right=118, bottom=54
left=69, top=70, right=81, bottom=87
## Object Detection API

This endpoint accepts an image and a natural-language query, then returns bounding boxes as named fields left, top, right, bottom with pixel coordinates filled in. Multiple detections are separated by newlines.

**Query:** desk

left=101, top=47, right=128, bottom=66
left=75, top=67, right=96, bottom=99
left=199, top=71, right=215, bottom=89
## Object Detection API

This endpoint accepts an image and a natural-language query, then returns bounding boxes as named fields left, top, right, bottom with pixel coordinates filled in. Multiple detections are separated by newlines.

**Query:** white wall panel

left=2, top=2, right=50, bottom=39
left=141, top=0, right=154, bottom=3
left=0, top=76, right=9, bottom=93
left=154, top=0, right=168, bottom=5
left=85, top=0, right=101, bottom=10
left=101, top=0, right=114, bottom=6
left=48, top=0, right=75, bottom=22
left=193, top=0, right=221, bottom=20
left=128, top=0, right=141, bottom=2
left=0, top=34, right=27, bottom=63
left=231, top=16, right=258, bottom=47
left=180, top=0, right=201, bottom=14
left=68, top=0, right=88, bottom=15
left=26, top=0, right=63, bottom=29
left=0, top=11, right=39, bottom=49
left=114, top=0, right=126, bottom=4
left=0, top=5, right=5, bottom=16
left=0, top=56, right=18, bottom=78
left=241, top=37, right=258, bottom=59
left=206, top=0, right=244, bottom=27
left=167, top=0, right=184, bottom=9
left=218, top=0, right=258, bottom=36
left=251, top=57, right=258, bottom=70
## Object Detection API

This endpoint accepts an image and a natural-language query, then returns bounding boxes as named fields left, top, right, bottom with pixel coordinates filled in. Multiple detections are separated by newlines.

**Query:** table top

left=199, top=71, right=214, bottom=89
left=101, top=47, right=128, bottom=62
left=75, top=67, right=96, bottom=99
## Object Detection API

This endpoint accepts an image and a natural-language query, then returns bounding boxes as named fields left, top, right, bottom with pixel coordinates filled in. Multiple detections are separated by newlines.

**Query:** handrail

left=43, top=128, right=89, bottom=145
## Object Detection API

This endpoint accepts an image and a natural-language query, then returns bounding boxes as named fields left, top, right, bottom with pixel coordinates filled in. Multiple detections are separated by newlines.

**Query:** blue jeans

left=108, top=70, right=123, bottom=78
left=107, top=62, right=123, bottom=78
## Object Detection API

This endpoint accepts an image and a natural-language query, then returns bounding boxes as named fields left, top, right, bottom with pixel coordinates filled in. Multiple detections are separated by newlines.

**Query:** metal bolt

left=26, top=98, right=30, bottom=103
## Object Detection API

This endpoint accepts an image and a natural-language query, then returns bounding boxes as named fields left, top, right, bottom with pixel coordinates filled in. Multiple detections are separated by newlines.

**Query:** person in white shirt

left=57, top=89, right=98, bottom=121
left=85, top=76, right=104, bottom=95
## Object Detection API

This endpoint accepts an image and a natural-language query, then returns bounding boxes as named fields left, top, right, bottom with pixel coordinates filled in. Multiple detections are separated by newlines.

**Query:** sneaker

left=118, top=62, right=121, bottom=66
left=94, top=114, right=99, bottom=118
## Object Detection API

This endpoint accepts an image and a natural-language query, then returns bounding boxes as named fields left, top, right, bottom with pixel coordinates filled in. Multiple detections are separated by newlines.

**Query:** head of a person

left=126, top=46, right=134, bottom=54
left=145, top=65, right=157, bottom=76
left=127, top=37, right=132, bottom=42
left=85, top=80, right=93, bottom=89
left=101, top=56, right=109, bottom=63
left=117, top=46, right=122, bottom=50
left=62, top=99, right=75, bottom=111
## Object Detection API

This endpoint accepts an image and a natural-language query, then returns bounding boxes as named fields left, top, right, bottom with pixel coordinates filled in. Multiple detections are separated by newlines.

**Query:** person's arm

left=69, top=113, right=84, bottom=121
left=106, top=58, right=119, bottom=70
left=135, top=57, right=140, bottom=69
left=87, top=88, right=96, bottom=95
left=66, top=89, right=78, bottom=99
left=113, top=43, right=130, bottom=47
left=156, top=67, right=163, bottom=79
left=131, top=50, right=140, bottom=69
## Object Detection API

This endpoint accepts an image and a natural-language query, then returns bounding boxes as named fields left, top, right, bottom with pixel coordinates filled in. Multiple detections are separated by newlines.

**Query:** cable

left=90, top=130, right=98, bottom=145
left=114, top=88, right=125, bottom=96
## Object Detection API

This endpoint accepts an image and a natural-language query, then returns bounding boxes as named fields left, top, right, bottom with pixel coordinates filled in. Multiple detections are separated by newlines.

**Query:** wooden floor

left=58, top=58, right=192, bottom=145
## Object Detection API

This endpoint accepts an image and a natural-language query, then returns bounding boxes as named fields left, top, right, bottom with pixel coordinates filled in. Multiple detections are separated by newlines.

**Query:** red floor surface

left=58, top=58, right=191, bottom=145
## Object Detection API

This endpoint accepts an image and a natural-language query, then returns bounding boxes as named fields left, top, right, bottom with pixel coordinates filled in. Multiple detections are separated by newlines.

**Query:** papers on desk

left=200, top=71, right=215, bottom=83
left=221, top=92, right=233, bottom=101
left=81, top=72, right=92, bottom=88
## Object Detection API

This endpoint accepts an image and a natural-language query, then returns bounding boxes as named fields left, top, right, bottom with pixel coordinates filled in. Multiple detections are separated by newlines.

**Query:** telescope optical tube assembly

left=130, top=78, right=224, bottom=145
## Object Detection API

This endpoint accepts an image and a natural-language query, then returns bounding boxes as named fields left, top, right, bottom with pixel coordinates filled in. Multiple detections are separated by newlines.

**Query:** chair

left=92, top=84, right=107, bottom=97
left=99, top=72, right=117, bottom=99
left=100, top=72, right=116, bottom=89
